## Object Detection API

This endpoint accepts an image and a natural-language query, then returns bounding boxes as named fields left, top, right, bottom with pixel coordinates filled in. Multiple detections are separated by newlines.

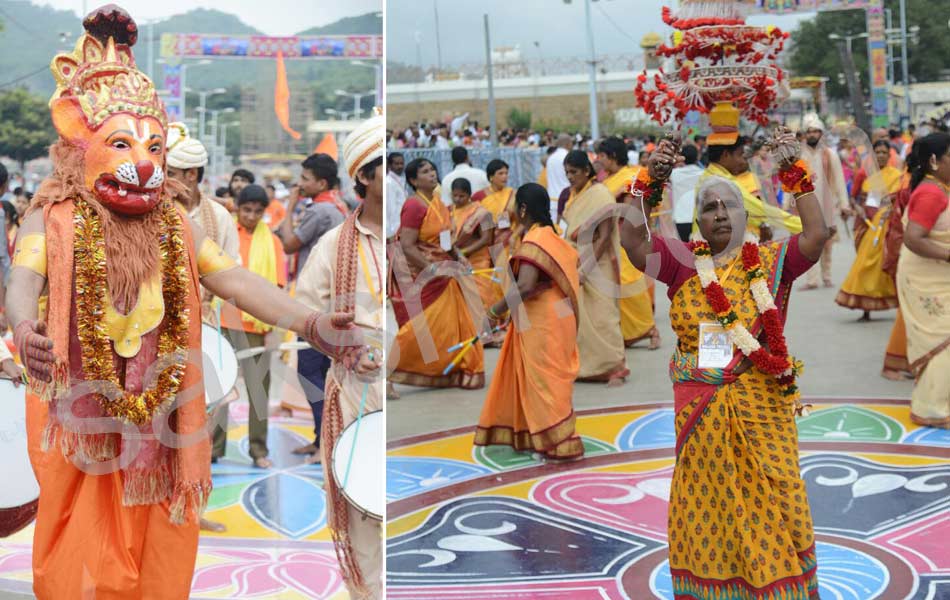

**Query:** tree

left=788, top=0, right=950, bottom=100
left=0, top=88, right=56, bottom=170
left=507, top=107, right=532, bottom=130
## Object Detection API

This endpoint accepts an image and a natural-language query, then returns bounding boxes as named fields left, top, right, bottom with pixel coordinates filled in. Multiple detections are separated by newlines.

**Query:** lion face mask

left=48, top=6, right=168, bottom=216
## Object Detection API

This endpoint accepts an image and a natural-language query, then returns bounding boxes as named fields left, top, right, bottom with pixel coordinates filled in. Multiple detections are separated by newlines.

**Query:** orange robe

left=475, top=225, right=582, bottom=458
left=390, top=194, right=485, bottom=388
left=27, top=200, right=208, bottom=600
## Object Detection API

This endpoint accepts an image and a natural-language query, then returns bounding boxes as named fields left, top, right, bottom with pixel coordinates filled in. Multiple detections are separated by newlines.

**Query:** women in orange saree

left=390, top=158, right=485, bottom=389
left=475, top=183, right=582, bottom=459
left=620, top=134, right=827, bottom=599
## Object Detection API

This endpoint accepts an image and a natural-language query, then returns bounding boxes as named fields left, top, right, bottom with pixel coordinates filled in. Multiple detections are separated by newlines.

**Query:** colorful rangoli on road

left=387, top=398, right=950, bottom=600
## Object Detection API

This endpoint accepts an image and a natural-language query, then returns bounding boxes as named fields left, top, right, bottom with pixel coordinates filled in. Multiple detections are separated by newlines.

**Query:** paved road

left=388, top=234, right=913, bottom=440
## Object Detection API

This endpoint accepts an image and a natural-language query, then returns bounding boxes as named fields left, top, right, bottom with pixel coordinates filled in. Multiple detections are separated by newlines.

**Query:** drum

left=332, top=410, right=383, bottom=521
left=201, top=324, right=238, bottom=414
left=0, top=380, right=39, bottom=536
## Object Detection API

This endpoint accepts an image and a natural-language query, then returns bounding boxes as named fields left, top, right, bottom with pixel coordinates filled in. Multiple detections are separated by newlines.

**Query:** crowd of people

left=387, top=105, right=950, bottom=598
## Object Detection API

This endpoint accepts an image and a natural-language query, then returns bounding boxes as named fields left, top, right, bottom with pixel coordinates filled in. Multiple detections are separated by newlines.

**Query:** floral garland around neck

left=688, top=231, right=805, bottom=411
left=73, top=197, right=191, bottom=426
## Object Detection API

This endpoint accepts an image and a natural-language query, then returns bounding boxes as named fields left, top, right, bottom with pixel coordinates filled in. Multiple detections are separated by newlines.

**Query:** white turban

left=342, top=110, right=384, bottom=179
left=801, top=112, right=825, bottom=132
left=166, top=122, right=209, bottom=169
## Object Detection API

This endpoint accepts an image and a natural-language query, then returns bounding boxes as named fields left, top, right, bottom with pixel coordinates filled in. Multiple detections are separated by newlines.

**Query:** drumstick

left=469, top=268, right=500, bottom=275
left=234, top=341, right=311, bottom=360
left=342, top=351, right=373, bottom=489
left=443, top=326, right=502, bottom=375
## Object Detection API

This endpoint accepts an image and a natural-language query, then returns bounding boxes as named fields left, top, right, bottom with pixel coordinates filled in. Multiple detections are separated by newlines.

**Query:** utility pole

left=484, top=14, right=497, bottom=148
left=899, top=0, right=912, bottom=126
left=433, top=0, right=444, bottom=75
left=583, top=0, right=599, bottom=140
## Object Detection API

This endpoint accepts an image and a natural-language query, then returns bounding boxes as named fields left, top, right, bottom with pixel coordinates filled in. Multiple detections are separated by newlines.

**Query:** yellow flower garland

left=73, top=198, right=191, bottom=425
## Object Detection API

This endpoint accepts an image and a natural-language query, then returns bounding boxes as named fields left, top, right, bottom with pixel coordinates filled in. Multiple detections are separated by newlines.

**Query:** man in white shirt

left=670, top=144, right=704, bottom=241
left=386, top=152, right=407, bottom=240
left=441, top=146, right=489, bottom=197
left=545, top=133, right=573, bottom=201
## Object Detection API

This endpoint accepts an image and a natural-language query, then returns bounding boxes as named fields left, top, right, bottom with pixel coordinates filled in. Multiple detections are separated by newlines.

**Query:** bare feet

left=200, top=518, right=227, bottom=533
left=606, top=375, right=625, bottom=388
left=881, top=369, right=902, bottom=381
left=648, top=328, right=661, bottom=351
left=859, top=311, right=871, bottom=322
left=387, top=382, right=400, bottom=399
left=801, top=283, right=819, bottom=291
left=292, top=442, right=318, bottom=455
left=253, top=456, right=273, bottom=469
left=823, top=279, right=834, bottom=288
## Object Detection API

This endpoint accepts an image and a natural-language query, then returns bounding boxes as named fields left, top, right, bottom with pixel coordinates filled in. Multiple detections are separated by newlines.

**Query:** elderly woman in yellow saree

left=620, top=131, right=829, bottom=599
left=562, top=149, right=629, bottom=385
left=896, top=132, right=950, bottom=428
left=475, top=183, right=583, bottom=460
left=390, top=158, right=485, bottom=389
left=836, top=139, right=902, bottom=318
left=597, top=136, right=661, bottom=349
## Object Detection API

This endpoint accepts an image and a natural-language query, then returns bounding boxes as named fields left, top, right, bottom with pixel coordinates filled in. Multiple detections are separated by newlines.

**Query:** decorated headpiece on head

left=801, top=112, right=825, bottom=132
left=342, top=107, right=384, bottom=179
left=166, top=123, right=209, bottom=169
left=634, top=0, right=790, bottom=128
left=49, top=3, right=165, bottom=131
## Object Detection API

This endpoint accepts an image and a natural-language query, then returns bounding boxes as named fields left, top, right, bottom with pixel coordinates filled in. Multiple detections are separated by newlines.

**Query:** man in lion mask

left=4, top=5, right=361, bottom=598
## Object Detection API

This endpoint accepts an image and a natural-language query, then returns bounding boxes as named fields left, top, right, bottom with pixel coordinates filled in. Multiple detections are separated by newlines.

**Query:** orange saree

left=475, top=225, right=582, bottom=459
left=390, top=194, right=485, bottom=389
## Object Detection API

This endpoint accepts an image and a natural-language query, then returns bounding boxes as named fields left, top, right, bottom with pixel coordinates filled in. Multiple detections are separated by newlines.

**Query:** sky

left=31, top=0, right=383, bottom=35
left=387, top=0, right=815, bottom=68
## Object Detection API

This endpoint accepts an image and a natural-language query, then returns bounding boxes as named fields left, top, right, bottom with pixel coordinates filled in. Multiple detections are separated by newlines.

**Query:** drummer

left=295, top=111, right=384, bottom=599
left=0, top=339, right=23, bottom=383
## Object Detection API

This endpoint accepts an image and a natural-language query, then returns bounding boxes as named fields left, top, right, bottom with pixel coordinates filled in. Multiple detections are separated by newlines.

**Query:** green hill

left=0, top=2, right=381, bottom=101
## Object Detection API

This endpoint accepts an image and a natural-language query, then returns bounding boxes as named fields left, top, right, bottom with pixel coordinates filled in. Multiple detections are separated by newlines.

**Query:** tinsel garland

left=73, top=198, right=190, bottom=425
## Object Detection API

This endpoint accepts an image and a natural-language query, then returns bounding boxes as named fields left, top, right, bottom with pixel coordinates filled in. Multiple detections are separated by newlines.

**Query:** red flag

left=274, top=50, right=301, bottom=140
left=313, top=134, right=338, bottom=160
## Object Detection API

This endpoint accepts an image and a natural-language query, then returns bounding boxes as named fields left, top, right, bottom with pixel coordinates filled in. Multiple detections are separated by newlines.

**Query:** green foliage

left=0, top=2, right=380, bottom=120
left=507, top=107, right=532, bottom=130
left=0, top=88, right=56, bottom=167
left=789, top=0, right=950, bottom=99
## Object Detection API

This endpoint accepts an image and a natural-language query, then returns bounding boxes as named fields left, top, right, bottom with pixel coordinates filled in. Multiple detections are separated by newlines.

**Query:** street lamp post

left=220, top=122, right=240, bottom=182
left=899, top=0, right=912, bottom=125
left=188, top=87, right=227, bottom=142
left=335, top=90, right=375, bottom=121
left=564, top=0, right=600, bottom=141
left=159, top=59, right=211, bottom=122
left=350, top=60, right=382, bottom=108
left=828, top=32, right=870, bottom=133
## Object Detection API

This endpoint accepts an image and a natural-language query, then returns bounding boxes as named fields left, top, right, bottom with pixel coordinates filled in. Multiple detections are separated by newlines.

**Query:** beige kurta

left=0, top=338, right=12, bottom=362
left=295, top=215, right=383, bottom=599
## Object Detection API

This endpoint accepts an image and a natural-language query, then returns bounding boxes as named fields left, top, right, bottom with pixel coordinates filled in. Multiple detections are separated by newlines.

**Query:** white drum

left=332, top=410, right=383, bottom=521
left=0, top=379, right=39, bottom=536
left=201, top=325, right=238, bottom=413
